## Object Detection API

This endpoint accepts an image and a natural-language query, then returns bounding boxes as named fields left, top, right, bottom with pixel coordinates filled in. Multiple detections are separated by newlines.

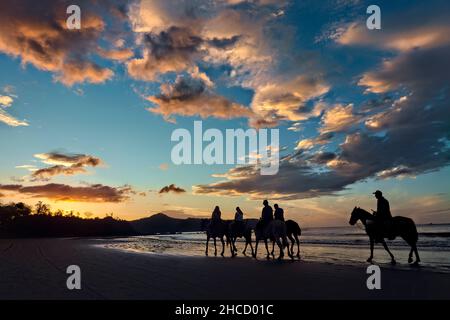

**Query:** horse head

left=349, top=206, right=360, bottom=225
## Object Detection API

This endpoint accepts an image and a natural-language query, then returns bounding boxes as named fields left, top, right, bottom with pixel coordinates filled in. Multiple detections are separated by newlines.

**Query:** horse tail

left=295, top=222, right=301, bottom=236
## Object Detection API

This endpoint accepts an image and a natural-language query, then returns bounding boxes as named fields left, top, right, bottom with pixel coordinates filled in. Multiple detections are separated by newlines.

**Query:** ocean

left=103, top=223, right=450, bottom=273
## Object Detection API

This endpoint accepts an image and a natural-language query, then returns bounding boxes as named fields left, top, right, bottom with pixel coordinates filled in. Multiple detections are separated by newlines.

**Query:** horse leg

left=367, top=237, right=374, bottom=263
left=381, top=240, right=396, bottom=265
left=264, top=239, right=270, bottom=260
left=232, top=237, right=237, bottom=254
left=270, top=241, right=275, bottom=257
left=249, top=240, right=254, bottom=257
left=229, top=237, right=236, bottom=257
left=242, top=240, right=248, bottom=255
left=287, top=234, right=294, bottom=257
left=408, top=246, right=414, bottom=263
left=413, top=243, right=421, bottom=265
left=295, top=234, right=300, bottom=259
left=220, top=237, right=225, bottom=257
left=205, top=235, right=209, bottom=256
left=284, top=236, right=293, bottom=259
left=213, top=238, right=217, bottom=256
left=276, top=238, right=284, bottom=261
left=253, top=239, right=259, bottom=259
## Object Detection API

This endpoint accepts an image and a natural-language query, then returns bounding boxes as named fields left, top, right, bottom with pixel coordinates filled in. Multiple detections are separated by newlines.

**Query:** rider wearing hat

left=372, top=190, right=394, bottom=240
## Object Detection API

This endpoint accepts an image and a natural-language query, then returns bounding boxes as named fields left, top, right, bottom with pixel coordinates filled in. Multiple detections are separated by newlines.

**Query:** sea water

left=103, top=224, right=450, bottom=273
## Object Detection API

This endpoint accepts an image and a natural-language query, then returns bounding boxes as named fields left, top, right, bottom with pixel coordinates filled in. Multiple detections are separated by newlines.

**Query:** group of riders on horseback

left=205, top=190, right=421, bottom=265
left=206, top=200, right=301, bottom=260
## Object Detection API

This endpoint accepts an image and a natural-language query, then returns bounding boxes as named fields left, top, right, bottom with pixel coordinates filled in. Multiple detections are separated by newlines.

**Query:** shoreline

left=1, top=238, right=450, bottom=300
left=100, top=235, right=450, bottom=274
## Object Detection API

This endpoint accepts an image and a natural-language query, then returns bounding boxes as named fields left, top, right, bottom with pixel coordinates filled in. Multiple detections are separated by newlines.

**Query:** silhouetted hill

left=0, top=202, right=258, bottom=237
left=131, top=213, right=204, bottom=234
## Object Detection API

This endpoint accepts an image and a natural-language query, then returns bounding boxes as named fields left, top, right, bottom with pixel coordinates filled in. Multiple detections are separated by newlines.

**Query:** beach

left=0, top=238, right=449, bottom=300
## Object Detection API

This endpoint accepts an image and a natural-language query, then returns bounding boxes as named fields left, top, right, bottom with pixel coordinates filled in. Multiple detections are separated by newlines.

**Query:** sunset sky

left=0, top=0, right=449, bottom=227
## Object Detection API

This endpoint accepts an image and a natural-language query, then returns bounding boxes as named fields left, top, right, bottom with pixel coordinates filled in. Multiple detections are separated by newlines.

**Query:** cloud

left=158, top=184, right=186, bottom=194
left=0, top=95, right=13, bottom=107
left=129, top=0, right=318, bottom=126
left=195, top=36, right=450, bottom=200
left=147, top=76, right=253, bottom=122
left=336, top=22, right=450, bottom=52
left=295, top=132, right=334, bottom=150
left=0, top=94, right=28, bottom=127
left=127, top=26, right=204, bottom=81
left=0, top=0, right=130, bottom=86
left=0, top=183, right=133, bottom=202
left=376, top=166, right=415, bottom=180
left=193, top=159, right=357, bottom=200
left=0, top=109, right=29, bottom=127
left=34, top=152, right=102, bottom=167
left=31, top=152, right=104, bottom=181
left=319, top=104, right=361, bottom=133
left=250, top=76, right=330, bottom=123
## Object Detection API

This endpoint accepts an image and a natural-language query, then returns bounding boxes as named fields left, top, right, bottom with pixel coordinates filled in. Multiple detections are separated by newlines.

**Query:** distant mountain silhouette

left=0, top=202, right=209, bottom=238
left=131, top=213, right=204, bottom=234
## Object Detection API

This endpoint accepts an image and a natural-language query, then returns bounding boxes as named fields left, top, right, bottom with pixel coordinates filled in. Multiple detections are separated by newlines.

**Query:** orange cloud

left=0, top=183, right=133, bottom=203
left=0, top=1, right=117, bottom=86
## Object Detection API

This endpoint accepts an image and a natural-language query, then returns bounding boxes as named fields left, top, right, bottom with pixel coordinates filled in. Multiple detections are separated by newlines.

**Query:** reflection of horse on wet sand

left=349, top=207, right=421, bottom=265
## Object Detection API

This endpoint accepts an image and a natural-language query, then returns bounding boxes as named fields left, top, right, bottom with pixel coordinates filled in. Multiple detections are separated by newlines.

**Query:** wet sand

left=0, top=238, right=449, bottom=300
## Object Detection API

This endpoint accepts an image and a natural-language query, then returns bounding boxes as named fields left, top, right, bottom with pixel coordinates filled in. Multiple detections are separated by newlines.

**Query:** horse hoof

left=408, top=257, right=413, bottom=263
left=205, top=252, right=208, bottom=256
left=391, top=260, right=396, bottom=265
left=367, top=258, right=373, bottom=263
left=412, top=261, right=420, bottom=267
left=297, top=254, right=301, bottom=259
left=266, top=255, right=271, bottom=260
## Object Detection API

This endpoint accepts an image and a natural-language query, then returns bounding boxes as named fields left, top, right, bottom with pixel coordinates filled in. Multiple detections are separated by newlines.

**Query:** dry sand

left=0, top=238, right=449, bottom=300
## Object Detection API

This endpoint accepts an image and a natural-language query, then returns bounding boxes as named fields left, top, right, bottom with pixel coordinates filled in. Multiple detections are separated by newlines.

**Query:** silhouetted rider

left=274, top=204, right=284, bottom=221
left=260, top=200, right=273, bottom=227
left=372, top=190, right=394, bottom=240
left=211, top=206, right=222, bottom=226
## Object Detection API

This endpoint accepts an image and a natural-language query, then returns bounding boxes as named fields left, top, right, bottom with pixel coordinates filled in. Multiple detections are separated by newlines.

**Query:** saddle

left=372, top=219, right=396, bottom=241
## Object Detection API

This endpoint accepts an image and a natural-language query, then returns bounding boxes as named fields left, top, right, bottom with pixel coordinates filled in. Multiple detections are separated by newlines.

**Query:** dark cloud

left=127, top=25, right=243, bottom=81
left=195, top=15, right=450, bottom=199
left=31, top=152, right=103, bottom=181
left=308, top=152, right=336, bottom=164
left=207, top=35, right=241, bottom=49
left=159, top=184, right=186, bottom=194
left=147, top=76, right=253, bottom=122
left=0, top=183, right=133, bottom=202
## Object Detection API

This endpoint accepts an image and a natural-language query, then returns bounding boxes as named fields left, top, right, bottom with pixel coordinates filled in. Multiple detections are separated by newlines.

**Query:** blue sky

left=0, top=0, right=449, bottom=226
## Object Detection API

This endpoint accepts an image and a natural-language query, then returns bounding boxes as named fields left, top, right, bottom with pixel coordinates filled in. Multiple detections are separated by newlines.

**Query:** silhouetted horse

left=229, top=220, right=255, bottom=257
left=253, top=220, right=290, bottom=260
left=349, top=207, right=420, bottom=265
left=270, top=220, right=301, bottom=259
left=203, top=219, right=232, bottom=257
